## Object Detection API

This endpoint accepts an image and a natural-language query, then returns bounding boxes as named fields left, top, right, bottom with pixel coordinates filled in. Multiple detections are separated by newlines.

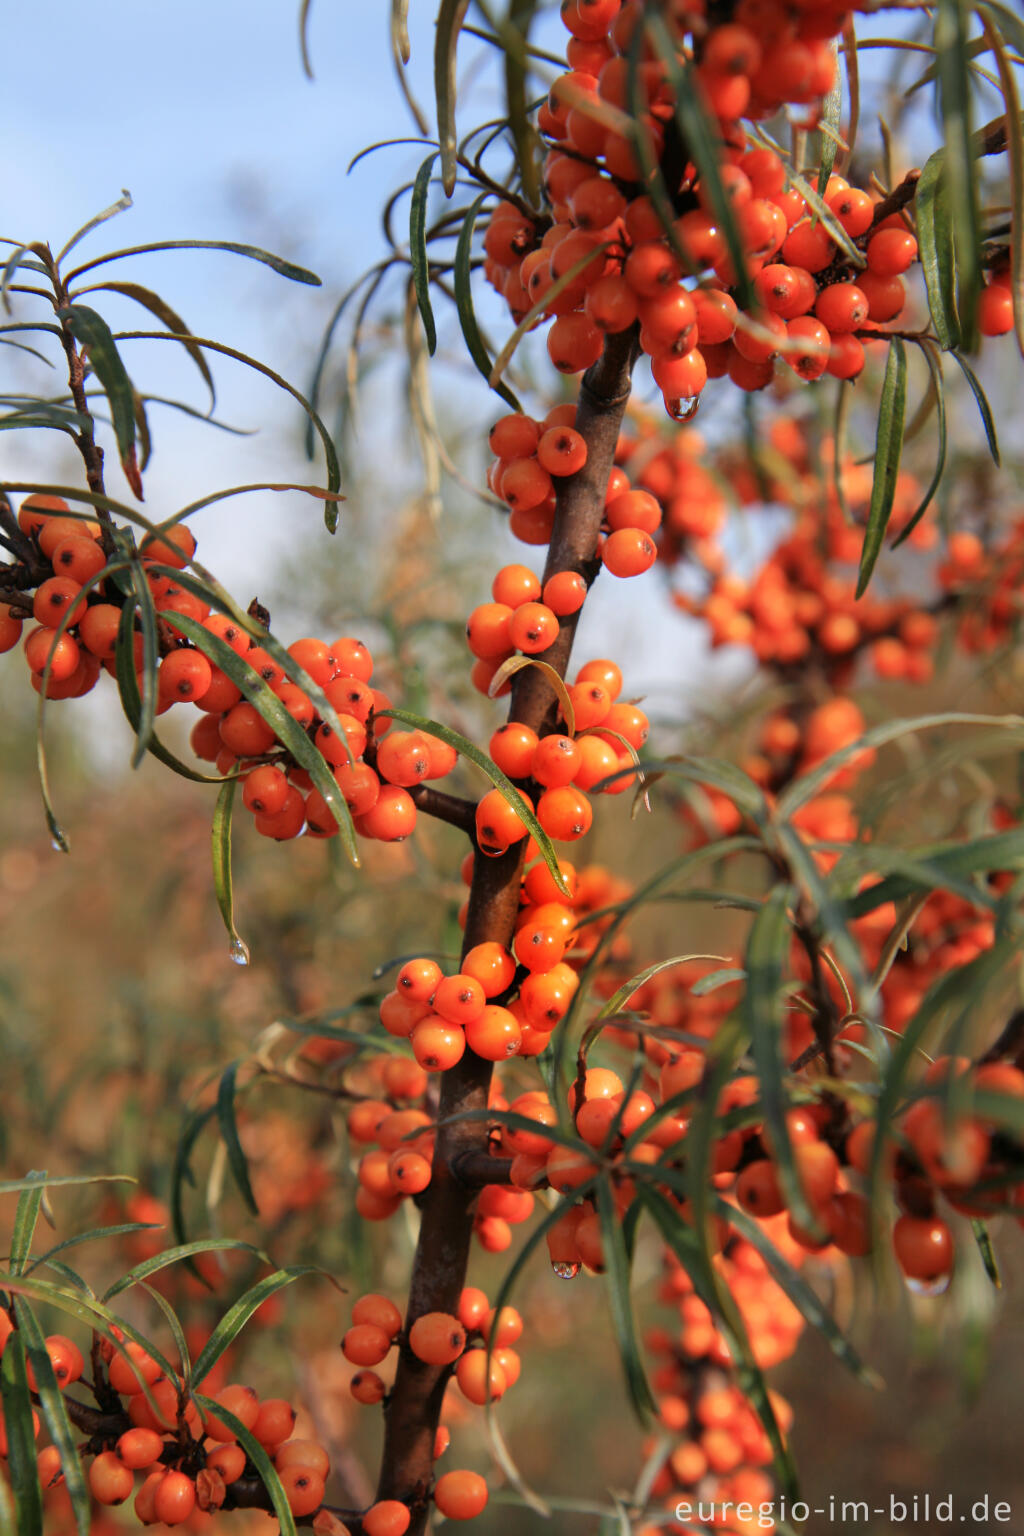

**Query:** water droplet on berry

left=905, top=1273, right=951, bottom=1297
left=229, top=936, right=251, bottom=967
left=551, top=1261, right=580, bottom=1280
left=667, top=396, right=700, bottom=422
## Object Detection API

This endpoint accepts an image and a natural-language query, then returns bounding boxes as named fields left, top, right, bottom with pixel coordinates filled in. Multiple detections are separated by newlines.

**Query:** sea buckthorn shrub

left=1, top=1, right=1023, bottom=1534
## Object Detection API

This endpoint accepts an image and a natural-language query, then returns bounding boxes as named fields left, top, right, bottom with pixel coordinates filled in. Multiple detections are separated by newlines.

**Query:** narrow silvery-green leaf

left=56, top=304, right=139, bottom=490
left=0, top=1333, right=43, bottom=1536
left=935, top=0, right=982, bottom=349
left=188, top=1268, right=319, bottom=1389
left=410, top=154, right=439, bottom=354
left=892, top=341, right=946, bottom=546
left=13, top=1299, right=89, bottom=1536
left=216, top=1062, right=260, bottom=1214
left=595, top=1179, right=656, bottom=1423
left=454, top=195, right=522, bottom=411
left=435, top=0, right=471, bottom=196
left=212, top=780, right=249, bottom=966
left=856, top=338, right=907, bottom=597
left=916, top=150, right=961, bottom=350
left=949, top=350, right=1000, bottom=464
left=743, top=887, right=822, bottom=1234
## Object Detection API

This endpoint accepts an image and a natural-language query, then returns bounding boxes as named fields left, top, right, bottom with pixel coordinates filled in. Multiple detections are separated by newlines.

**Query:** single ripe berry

left=434, top=1469, right=489, bottom=1520
left=408, top=1312, right=466, bottom=1366
left=278, top=1466, right=325, bottom=1518
left=116, top=1426, right=164, bottom=1470
left=543, top=570, right=587, bottom=615
left=509, top=601, right=559, bottom=654
left=602, top=528, right=657, bottom=578
left=342, top=1323, right=393, bottom=1367
left=153, top=1469, right=198, bottom=1526
left=364, top=1500, right=412, bottom=1536
left=89, top=1450, right=134, bottom=1505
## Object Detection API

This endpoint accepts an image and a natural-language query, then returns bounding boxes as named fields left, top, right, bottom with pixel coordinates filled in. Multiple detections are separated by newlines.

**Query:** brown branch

left=373, top=325, right=640, bottom=1533
left=864, top=167, right=921, bottom=233
left=406, top=784, right=478, bottom=836
left=449, top=1151, right=516, bottom=1188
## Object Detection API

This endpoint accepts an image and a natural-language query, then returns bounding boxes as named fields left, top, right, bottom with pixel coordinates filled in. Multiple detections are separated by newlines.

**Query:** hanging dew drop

left=229, top=936, right=251, bottom=967
left=904, top=1273, right=951, bottom=1298
left=667, top=395, right=700, bottom=422
left=50, top=836, right=65, bottom=853
left=551, top=1261, right=580, bottom=1280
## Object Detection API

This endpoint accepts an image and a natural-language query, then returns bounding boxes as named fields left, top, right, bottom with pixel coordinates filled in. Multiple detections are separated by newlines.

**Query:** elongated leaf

left=856, top=338, right=907, bottom=596
left=65, top=240, right=320, bottom=288
left=378, top=706, right=569, bottom=896
left=505, top=0, right=541, bottom=206
left=125, top=576, right=159, bottom=768
left=1, top=245, right=32, bottom=315
left=216, top=1062, right=259, bottom=1214
left=892, top=341, right=946, bottom=546
left=972, top=1217, right=1001, bottom=1287
left=949, top=349, right=1000, bottom=463
left=840, top=824, right=1024, bottom=916
left=112, top=332, right=341, bottom=524
left=786, top=166, right=867, bottom=269
left=580, top=953, right=728, bottom=1062
left=816, top=45, right=843, bottom=196
left=453, top=195, right=521, bottom=410
left=436, top=0, right=471, bottom=196
left=12, top=1300, right=89, bottom=1536
left=10, top=1174, right=47, bottom=1275
left=170, top=1106, right=218, bottom=1257
left=714, top=1201, right=880, bottom=1383
left=298, top=0, right=314, bottom=77
left=212, top=780, right=249, bottom=963
left=645, top=12, right=756, bottom=308
left=594, top=1179, right=656, bottom=1422
left=75, top=281, right=215, bottom=405
left=935, top=0, right=982, bottom=349
left=0, top=1332, right=43, bottom=1536
left=780, top=711, right=1024, bottom=817
left=868, top=941, right=1014, bottom=1269
left=170, top=613, right=361, bottom=866
left=113, top=602, right=227, bottom=784
left=743, top=885, right=823, bottom=1234
left=193, top=1394, right=297, bottom=1534
left=389, top=0, right=430, bottom=131
left=0, top=1173, right=134, bottom=1197
left=57, top=305, right=140, bottom=493
left=489, top=242, right=611, bottom=389
left=916, top=149, right=961, bottom=349
left=979, top=9, right=1024, bottom=357
left=0, top=1275, right=179, bottom=1385
left=488, top=655, right=575, bottom=733
left=28, top=1222, right=157, bottom=1276
left=410, top=154, right=439, bottom=355
left=640, top=1180, right=798, bottom=1499
left=55, top=190, right=133, bottom=265
left=104, top=1238, right=264, bottom=1301
left=188, top=1268, right=320, bottom=1389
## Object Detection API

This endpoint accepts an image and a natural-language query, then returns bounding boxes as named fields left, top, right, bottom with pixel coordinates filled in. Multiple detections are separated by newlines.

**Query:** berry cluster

left=479, top=0, right=1017, bottom=425
left=0, top=1309, right=330, bottom=1526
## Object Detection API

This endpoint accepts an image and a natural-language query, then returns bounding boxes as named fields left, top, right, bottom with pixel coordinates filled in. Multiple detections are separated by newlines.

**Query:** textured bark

left=374, top=326, right=640, bottom=1530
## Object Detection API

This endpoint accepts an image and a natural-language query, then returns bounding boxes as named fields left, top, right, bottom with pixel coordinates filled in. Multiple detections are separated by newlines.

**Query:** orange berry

left=116, top=1427, right=163, bottom=1470
left=536, top=785, right=593, bottom=841
left=204, top=1384, right=260, bottom=1441
left=893, top=1214, right=953, bottom=1281
left=410, top=1019, right=466, bottom=1073
left=154, top=1469, right=197, bottom=1526
left=276, top=1440, right=330, bottom=1479
left=364, top=1500, right=412, bottom=1536
left=455, top=1348, right=507, bottom=1405
left=89, top=1451, right=135, bottom=1505
left=434, top=1469, right=489, bottom=1520
left=207, top=1443, right=247, bottom=1484
left=408, top=1312, right=466, bottom=1366
left=543, top=570, right=588, bottom=615
left=279, top=1465, right=325, bottom=1518
left=465, top=1003, right=522, bottom=1060
left=342, top=1323, right=393, bottom=1367
left=252, top=1398, right=297, bottom=1448
left=508, top=601, right=560, bottom=654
